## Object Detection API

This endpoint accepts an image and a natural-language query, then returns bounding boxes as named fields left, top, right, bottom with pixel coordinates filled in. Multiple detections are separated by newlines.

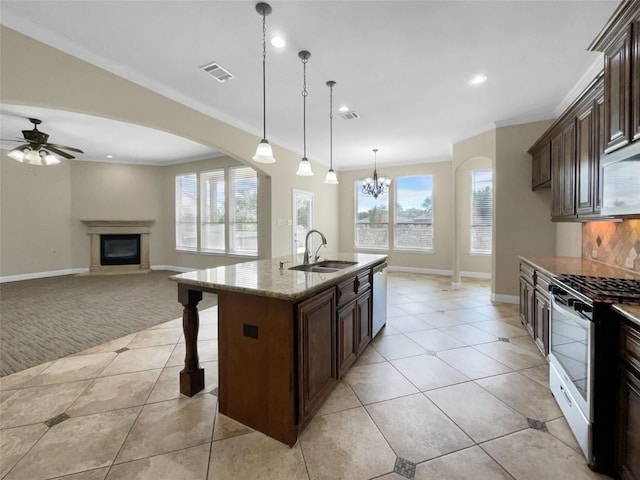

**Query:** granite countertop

left=169, top=252, right=387, bottom=301
left=613, top=304, right=640, bottom=329
left=520, top=256, right=640, bottom=280
left=520, top=255, right=640, bottom=328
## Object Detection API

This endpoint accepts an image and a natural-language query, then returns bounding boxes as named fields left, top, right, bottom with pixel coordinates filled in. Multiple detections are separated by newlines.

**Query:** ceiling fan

left=2, top=118, right=84, bottom=165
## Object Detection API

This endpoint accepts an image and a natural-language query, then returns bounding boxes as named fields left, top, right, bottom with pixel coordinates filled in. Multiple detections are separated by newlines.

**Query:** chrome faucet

left=303, top=229, right=327, bottom=264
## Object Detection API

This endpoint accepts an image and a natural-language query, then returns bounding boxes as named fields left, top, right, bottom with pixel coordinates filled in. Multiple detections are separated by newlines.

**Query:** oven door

left=549, top=294, right=593, bottom=419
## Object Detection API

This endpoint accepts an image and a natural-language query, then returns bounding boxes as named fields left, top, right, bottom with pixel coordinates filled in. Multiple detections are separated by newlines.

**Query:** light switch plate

left=625, top=257, right=634, bottom=268
left=591, top=250, right=598, bottom=259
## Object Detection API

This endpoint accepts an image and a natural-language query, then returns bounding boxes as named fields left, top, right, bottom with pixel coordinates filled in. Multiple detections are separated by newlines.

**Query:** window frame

left=175, top=172, right=198, bottom=252
left=393, top=174, right=434, bottom=253
left=469, top=168, right=493, bottom=256
left=174, top=166, right=258, bottom=258
left=354, top=180, right=389, bottom=250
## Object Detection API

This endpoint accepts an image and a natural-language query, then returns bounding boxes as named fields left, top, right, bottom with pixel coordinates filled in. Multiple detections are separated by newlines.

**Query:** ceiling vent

left=340, top=111, right=360, bottom=120
left=200, top=61, right=234, bottom=83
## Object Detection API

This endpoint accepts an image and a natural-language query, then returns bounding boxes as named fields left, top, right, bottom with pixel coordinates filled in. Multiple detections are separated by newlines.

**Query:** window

left=175, top=166, right=258, bottom=256
left=200, top=169, right=225, bottom=252
left=175, top=173, right=197, bottom=251
left=395, top=175, right=433, bottom=251
left=355, top=181, right=389, bottom=248
left=229, top=166, right=258, bottom=254
left=470, top=169, right=493, bottom=254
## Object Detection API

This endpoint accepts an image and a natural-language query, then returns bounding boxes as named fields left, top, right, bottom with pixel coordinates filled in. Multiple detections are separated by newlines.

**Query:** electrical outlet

left=276, top=219, right=283, bottom=226
left=625, top=257, right=634, bottom=269
left=591, top=250, right=598, bottom=259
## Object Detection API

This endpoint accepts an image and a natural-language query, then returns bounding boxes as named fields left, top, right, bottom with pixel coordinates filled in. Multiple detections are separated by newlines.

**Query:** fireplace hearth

left=81, top=220, right=154, bottom=274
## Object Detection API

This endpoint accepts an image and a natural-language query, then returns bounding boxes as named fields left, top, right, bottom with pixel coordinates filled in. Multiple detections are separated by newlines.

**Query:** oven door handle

left=551, top=295, right=592, bottom=326
left=559, top=384, right=573, bottom=407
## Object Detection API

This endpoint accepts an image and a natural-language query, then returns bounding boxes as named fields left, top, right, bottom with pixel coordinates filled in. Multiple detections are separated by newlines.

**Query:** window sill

left=469, top=251, right=491, bottom=257
left=392, top=248, right=435, bottom=255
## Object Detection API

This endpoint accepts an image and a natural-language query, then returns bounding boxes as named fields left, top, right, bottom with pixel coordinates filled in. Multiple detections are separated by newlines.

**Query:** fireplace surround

left=81, top=220, right=154, bottom=274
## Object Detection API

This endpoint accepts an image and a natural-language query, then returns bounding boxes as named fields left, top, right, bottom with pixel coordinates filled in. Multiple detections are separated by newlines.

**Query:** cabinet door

left=532, top=142, right=551, bottom=190
left=550, top=132, right=563, bottom=219
left=595, top=93, right=605, bottom=213
left=633, top=18, right=640, bottom=141
left=534, top=291, right=549, bottom=356
left=356, top=290, right=372, bottom=356
left=298, top=288, right=336, bottom=423
left=604, top=24, right=632, bottom=153
left=576, top=104, right=596, bottom=215
left=616, top=367, right=640, bottom=480
left=337, top=299, right=357, bottom=377
left=561, top=122, right=577, bottom=217
left=519, top=276, right=534, bottom=337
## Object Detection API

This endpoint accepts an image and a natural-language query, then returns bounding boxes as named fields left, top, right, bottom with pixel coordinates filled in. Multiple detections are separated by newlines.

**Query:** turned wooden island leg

left=178, top=284, right=204, bottom=396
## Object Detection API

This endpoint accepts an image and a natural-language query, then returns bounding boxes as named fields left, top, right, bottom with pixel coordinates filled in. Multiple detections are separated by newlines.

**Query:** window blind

left=470, top=169, right=492, bottom=254
left=175, top=173, right=197, bottom=251
left=200, top=169, right=225, bottom=251
left=230, top=167, right=258, bottom=254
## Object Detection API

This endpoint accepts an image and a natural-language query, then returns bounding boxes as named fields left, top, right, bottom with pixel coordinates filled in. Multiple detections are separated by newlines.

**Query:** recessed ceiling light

left=469, top=74, right=487, bottom=86
left=338, top=105, right=349, bottom=112
left=270, top=36, right=285, bottom=48
left=105, top=154, right=114, bottom=159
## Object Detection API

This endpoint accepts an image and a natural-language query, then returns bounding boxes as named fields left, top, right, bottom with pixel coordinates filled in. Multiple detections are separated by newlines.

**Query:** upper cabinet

left=529, top=0, right=640, bottom=222
left=590, top=2, right=640, bottom=152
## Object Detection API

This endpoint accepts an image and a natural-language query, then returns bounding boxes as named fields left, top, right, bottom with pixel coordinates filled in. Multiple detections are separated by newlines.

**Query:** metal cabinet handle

left=560, top=385, right=572, bottom=407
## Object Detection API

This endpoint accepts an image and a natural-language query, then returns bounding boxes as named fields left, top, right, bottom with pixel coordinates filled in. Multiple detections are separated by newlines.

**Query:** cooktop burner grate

left=556, top=274, right=640, bottom=304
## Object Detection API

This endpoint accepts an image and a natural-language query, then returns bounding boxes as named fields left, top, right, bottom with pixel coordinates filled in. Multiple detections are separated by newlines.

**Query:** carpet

left=0, top=270, right=217, bottom=377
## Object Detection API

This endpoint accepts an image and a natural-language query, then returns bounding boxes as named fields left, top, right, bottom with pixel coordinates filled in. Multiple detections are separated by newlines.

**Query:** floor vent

left=200, top=61, right=234, bottom=83
left=340, top=111, right=360, bottom=120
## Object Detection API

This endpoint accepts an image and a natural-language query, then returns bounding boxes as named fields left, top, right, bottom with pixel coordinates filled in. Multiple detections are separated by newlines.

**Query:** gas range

left=554, top=274, right=640, bottom=305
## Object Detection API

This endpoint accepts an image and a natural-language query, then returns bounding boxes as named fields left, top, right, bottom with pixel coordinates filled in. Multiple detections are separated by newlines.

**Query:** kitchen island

left=170, top=253, right=387, bottom=445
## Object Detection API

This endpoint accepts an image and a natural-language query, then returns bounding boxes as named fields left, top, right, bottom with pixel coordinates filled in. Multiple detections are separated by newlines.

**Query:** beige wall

left=69, top=161, right=165, bottom=268
left=0, top=155, right=73, bottom=276
left=494, top=121, right=556, bottom=298
left=0, top=26, right=339, bottom=275
left=556, top=222, right=582, bottom=257
left=338, top=161, right=453, bottom=272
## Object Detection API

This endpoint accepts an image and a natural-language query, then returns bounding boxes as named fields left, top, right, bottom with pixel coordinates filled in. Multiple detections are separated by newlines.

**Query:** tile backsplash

left=582, top=219, right=640, bottom=272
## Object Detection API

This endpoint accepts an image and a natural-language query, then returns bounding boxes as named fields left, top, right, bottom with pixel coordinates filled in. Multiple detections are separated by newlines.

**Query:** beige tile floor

left=0, top=272, right=612, bottom=480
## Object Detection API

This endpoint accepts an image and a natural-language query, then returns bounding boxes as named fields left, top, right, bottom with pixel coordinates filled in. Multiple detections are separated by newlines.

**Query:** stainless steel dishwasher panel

left=372, top=263, right=387, bottom=338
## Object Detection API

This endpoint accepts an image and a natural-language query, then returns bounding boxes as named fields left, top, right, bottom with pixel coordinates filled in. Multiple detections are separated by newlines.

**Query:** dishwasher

left=372, top=262, right=387, bottom=338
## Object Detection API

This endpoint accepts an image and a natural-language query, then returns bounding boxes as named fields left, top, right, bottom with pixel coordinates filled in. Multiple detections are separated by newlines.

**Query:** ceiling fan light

left=252, top=140, right=276, bottom=163
left=324, top=168, right=338, bottom=184
left=44, top=154, right=61, bottom=165
left=25, top=149, right=42, bottom=165
left=7, top=149, right=25, bottom=162
left=296, top=158, right=313, bottom=176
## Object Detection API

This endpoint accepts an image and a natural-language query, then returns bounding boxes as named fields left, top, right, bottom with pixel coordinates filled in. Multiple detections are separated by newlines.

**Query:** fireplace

left=81, top=220, right=154, bottom=274
left=100, top=234, right=141, bottom=266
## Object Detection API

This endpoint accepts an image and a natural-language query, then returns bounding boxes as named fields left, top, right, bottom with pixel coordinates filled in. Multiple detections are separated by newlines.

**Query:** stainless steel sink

left=288, top=260, right=357, bottom=273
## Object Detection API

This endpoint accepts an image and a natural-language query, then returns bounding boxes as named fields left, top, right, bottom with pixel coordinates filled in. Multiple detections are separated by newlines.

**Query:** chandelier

left=361, top=148, right=390, bottom=198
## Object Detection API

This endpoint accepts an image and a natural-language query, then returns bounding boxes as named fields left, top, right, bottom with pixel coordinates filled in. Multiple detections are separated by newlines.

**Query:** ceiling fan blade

left=45, top=146, right=75, bottom=159
left=0, top=138, right=29, bottom=143
left=46, top=143, right=84, bottom=154
left=4, top=143, right=31, bottom=151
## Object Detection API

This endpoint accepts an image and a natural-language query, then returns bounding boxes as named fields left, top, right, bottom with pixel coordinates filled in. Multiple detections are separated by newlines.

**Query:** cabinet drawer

left=535, top=271, right=552, bottom=296
left=620, top=321, right=640, bottom=374
left=520, top=262, right=535, bottom=282
left=337, top=269, right=371, bottom=307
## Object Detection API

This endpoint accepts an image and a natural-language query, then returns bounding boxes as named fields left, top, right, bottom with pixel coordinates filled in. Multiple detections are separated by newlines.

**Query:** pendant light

left=361, top=148, right=391, bottom=199
left=296, top=50, right=313, bottom=176
left=252, top=2, right=276, bottom=164
left=324, top=80, right=339, bottom=184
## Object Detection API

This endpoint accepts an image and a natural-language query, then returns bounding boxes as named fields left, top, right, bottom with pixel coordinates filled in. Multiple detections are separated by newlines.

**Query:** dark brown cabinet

left=532, top=141, right=551, bottom=190
left=603, top=25, right=632, bottom=153
left=336, top=268, right=372, bottom=377
left=617, top=320, right=640, bottom=480
left=519, top=259, right=550, bottom=357
left=297, top=287, right=337, bottom=426
left=560, top=122, right=577, bottom=217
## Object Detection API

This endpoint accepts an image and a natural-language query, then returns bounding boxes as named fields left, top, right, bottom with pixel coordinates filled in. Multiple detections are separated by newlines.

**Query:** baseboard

left=151, top=265, right=193, bottom=273
left=0, top=268, right=89, bottom=283
left=387, top=266, right=452, bottom=276
left=491, top=293, right=519, bottom=304
left=460, top=271, right=491, bottom=279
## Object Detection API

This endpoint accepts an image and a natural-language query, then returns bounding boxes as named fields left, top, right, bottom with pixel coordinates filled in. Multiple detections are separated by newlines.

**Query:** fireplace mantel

left=81, top=220, right=155, bottom=274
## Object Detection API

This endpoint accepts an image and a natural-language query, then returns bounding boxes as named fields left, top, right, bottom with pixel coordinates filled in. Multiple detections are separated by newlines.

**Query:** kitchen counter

left=169, top=252, right=387, bottom=301
left=520, top=255, right=640, bottom=327
left=169, top=253, right=387, bottom=446
left=520, top=256, right=640, bottom=280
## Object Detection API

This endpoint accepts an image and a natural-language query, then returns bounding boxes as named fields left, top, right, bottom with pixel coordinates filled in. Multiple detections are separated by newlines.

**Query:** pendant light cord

left=301, top=56, right=308, bottom=158
left=261, top=12, right=267, bottom=140
left=329, top=83, right=333, bottom=169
